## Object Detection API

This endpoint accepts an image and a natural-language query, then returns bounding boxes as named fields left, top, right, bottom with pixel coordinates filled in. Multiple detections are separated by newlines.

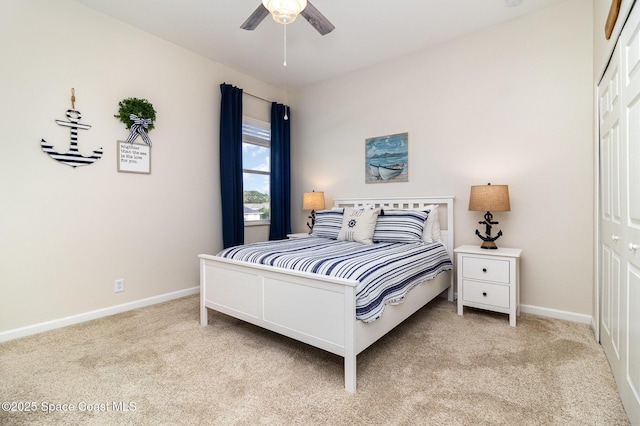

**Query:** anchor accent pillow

left=337, top=208, right=381, bottom=244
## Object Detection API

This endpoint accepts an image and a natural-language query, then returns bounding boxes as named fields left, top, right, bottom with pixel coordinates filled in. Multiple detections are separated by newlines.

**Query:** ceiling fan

left=241, top=0, right=335, bottom=36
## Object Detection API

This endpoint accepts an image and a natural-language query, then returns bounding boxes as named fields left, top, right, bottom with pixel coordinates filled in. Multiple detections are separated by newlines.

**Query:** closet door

left=620, top=4, right=640, bottom=420
left=599, top=3, right=640, bottom=422
left=599, top=39, right=624, bottom=393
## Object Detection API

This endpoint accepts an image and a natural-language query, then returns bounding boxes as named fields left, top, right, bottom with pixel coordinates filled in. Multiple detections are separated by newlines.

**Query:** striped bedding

left=217, top=237, right=453, bottom=323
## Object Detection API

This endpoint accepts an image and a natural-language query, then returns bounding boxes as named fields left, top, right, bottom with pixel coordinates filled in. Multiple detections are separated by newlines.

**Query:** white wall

left=291, top=0, right=594, bottom=316
left=0, top=0, right=284, bottom=333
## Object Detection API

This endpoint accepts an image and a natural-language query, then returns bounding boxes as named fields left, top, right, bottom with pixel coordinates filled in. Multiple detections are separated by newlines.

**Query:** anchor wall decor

left=41, top=88, right=103, bottom=167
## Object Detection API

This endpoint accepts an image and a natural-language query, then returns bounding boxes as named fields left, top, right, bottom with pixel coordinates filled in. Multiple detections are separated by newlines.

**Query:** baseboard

left=0, top=286, right=200, bottom=343
left=452, top=292, right=593, bottom=325
left=2, top=290, right=593, bottom=343
left=520, top=303, right=592, bottom=325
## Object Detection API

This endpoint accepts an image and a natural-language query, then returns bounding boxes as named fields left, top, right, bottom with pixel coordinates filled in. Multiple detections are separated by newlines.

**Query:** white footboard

left=200, top=254, right=451, bottom=392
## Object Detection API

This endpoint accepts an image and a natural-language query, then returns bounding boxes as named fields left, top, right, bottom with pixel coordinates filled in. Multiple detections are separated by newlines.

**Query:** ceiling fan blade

left=300, top=1, right=335, bottom=35
left=240, top=4, right=270, bottom=30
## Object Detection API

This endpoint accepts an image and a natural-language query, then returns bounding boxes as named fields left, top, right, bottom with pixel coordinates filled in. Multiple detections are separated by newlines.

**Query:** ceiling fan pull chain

left=283, top=22, right=289, bottom=120
left=282, top=21, right=289, bottom=120
left=283, top=22, right=287, bottom=67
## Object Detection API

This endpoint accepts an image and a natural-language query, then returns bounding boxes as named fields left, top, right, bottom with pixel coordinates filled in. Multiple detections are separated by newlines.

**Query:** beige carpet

left=0, top=295, right=630, bottom=425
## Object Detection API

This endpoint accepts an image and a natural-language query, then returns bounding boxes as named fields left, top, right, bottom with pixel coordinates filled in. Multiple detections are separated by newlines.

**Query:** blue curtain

left=269, top=103, right=291, bottom=240
left=219, top=83, right=244, bottom=248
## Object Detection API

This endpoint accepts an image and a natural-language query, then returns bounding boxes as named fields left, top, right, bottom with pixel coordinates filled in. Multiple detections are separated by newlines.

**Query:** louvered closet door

left=599, top=3, right=640, bottom=422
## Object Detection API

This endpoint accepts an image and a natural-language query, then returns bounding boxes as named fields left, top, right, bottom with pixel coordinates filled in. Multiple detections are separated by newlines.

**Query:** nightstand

left=287, top=233, right=312, bottom=239
left=455, top=245, right=522, bottom=326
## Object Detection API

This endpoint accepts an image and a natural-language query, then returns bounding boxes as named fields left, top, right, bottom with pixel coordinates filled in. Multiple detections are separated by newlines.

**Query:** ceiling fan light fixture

left=262, top=0, right=307, bottom=24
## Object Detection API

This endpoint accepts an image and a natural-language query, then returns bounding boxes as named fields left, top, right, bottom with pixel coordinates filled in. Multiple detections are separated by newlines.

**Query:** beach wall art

left=365, top=132, right=408, bottom=183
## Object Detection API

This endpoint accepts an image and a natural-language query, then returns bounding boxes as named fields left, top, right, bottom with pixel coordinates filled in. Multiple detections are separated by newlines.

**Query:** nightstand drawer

left=462, top=256, right=510, bottom=284
left=462, top=280, right=510, bottom=309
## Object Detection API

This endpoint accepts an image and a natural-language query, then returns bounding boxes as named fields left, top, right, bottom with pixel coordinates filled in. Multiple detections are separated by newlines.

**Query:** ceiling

left=72, top=0, right=567, bottom=90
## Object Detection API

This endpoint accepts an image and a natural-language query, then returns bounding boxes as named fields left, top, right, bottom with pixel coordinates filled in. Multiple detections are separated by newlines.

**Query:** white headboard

left=333, top=196, right=455, bottom=259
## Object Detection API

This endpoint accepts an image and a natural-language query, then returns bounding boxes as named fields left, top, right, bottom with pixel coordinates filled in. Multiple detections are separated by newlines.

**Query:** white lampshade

left=262, top=0, right=307, bottom=24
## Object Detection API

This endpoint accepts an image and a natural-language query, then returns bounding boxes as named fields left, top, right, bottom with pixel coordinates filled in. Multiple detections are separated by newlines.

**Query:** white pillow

left=338, top=208, right=381, bottom=244
left=431, top=210, right=441, bottom=242
left=422, top=205, right=442, bottom=243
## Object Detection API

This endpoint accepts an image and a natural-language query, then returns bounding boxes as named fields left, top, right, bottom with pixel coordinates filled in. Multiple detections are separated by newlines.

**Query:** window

left=242, top=116, right=270, bottom=224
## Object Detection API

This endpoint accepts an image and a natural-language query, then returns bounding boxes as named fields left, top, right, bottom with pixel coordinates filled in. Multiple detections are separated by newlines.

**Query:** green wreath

left=114, top=97, right=156, bottom=131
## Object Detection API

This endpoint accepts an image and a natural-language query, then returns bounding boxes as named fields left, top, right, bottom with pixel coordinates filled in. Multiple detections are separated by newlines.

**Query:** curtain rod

left=243, top=91, right=271, bottom=104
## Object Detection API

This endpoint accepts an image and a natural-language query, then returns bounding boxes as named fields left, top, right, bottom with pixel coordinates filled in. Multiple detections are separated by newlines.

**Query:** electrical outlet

left=114, top=279, right=125, bottom=293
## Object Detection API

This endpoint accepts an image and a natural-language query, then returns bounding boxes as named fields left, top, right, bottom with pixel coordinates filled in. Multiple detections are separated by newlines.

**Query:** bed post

left=200, top=257, right=208, bottom=326
left=344, top=285, right=357, bottom=392
left=446, top=197, right=455, bottom=302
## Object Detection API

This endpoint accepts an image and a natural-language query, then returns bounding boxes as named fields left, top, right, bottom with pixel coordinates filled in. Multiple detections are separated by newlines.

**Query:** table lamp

left=303, top=190, right=325, bottom=233
left=468, top=183, right=510, bottom=249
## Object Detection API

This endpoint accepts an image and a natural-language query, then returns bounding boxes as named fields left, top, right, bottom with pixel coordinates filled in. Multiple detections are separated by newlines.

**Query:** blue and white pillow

left=311, top=208, right=344, bottom=239
left=373, top=209, right=429, bottom=243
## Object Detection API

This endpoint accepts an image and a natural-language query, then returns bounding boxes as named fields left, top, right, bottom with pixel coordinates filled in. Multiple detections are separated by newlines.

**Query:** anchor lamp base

left=480, top=239, right=499, bottom=250
left=306, top=210, right=317, bottom=234
left=474, top=211, right=504, bottom=250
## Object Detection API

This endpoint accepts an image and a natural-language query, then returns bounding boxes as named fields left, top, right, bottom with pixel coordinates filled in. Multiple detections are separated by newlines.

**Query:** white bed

left=199, top=196, right=454, bottom=392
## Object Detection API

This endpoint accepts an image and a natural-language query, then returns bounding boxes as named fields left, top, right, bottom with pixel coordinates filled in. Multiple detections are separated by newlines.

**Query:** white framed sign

left=117, top=140, right=150, bottom=174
